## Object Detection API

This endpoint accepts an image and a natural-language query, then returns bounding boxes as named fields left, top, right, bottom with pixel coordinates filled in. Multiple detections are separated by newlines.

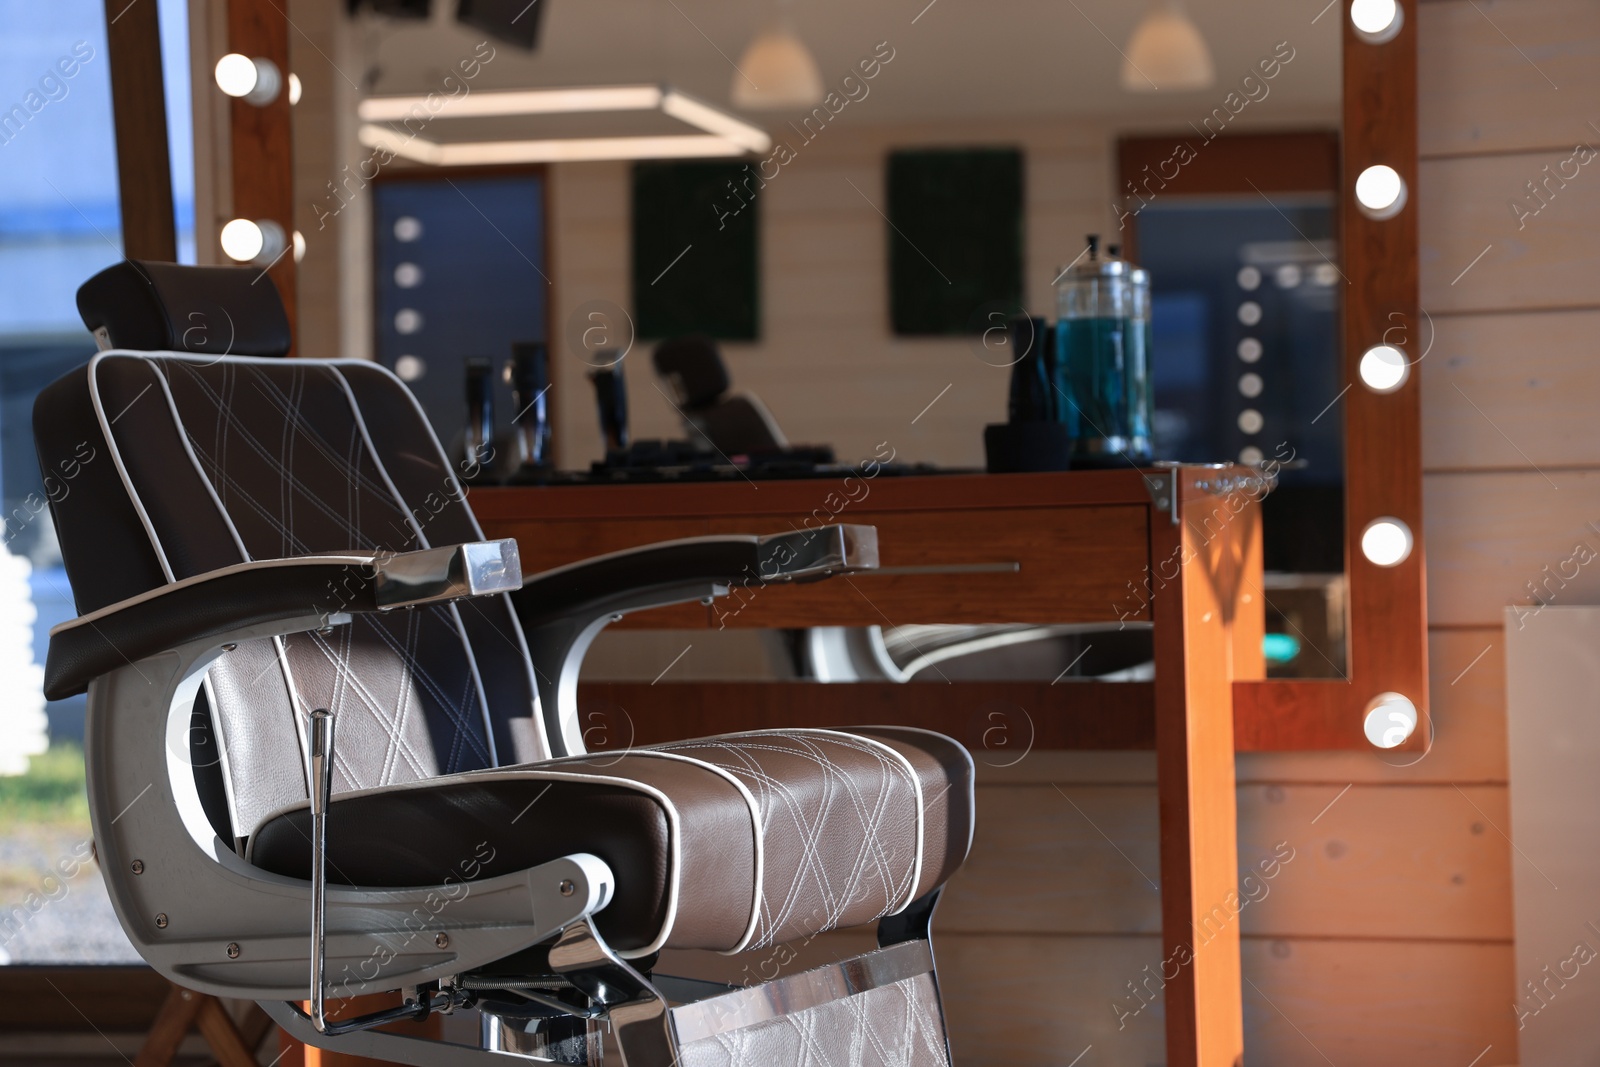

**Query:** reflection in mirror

left=584, top=625, right=1159, bottom=686
left=295, top=1, right=1348, bottom=677
left=1135, top=189, right=1345, bottom=678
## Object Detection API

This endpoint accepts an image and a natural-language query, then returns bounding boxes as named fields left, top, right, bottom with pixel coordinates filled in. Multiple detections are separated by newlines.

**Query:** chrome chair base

left=270, top=935, right=953, bottom=1067
left=481, top=1012, right=603, bottom=1064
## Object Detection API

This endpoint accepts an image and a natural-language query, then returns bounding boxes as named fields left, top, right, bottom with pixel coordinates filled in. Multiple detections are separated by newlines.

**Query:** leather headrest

left=652, top=335, right=730, bottom=409
left=77, top=260, right=292, bottom=357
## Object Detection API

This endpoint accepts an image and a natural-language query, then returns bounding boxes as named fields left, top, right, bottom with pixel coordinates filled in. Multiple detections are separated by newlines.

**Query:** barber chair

left=36, top=260, right=973, bottom=1067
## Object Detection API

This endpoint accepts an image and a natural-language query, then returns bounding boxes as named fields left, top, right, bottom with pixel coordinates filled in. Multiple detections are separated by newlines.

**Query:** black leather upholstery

left=43, top=557, right=383, bottom=700
left=250, top=726, right=973, bottom=955
left=76, top=260, right=292, bottom=357
left=36, top=353, right=544, bottom=837
left=252, top=771, right=677, bottom=951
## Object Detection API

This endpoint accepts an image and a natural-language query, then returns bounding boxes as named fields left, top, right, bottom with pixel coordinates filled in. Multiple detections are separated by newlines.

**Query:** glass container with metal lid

left=1054, top=234, right=1154, bottom=466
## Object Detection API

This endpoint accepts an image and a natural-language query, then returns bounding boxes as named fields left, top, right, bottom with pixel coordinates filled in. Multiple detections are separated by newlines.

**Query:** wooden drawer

left=489, top=505, right=1151, bottom=629
left=704, top=505, right=1150, bottom=628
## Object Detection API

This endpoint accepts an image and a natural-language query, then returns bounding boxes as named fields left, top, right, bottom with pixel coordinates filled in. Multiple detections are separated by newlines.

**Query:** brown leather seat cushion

left=249, top=727, right=973, bottom=957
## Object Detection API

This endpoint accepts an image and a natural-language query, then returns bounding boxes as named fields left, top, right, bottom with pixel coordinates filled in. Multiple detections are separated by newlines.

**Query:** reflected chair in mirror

left=37, top=260, right=974, bottom=1067
left=652, top=335, right=790, bottom=457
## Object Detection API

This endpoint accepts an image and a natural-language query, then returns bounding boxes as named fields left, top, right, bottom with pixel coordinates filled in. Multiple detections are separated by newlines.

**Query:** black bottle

left=462, top=358, right=495, bottom=482
left=1006, top=315, right=1055, bottom=423
left=590, top=355, right=629, bottom=455
left=508, top=342, right=552, bottom=472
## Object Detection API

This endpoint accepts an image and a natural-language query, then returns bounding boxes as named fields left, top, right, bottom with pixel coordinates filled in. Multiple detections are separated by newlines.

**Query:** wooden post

left=1150, top=472, right=1255, bottom=1067
left=226, top=0, right=297, bottom=348
left=102, top=0, right=176, bottom=261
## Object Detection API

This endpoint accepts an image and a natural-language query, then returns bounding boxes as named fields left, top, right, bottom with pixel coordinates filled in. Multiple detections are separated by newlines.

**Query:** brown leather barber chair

left=35, top=260, right=973, bottom=1066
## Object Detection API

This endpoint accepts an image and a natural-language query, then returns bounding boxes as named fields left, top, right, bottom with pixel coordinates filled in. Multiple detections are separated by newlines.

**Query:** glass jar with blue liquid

left=1054, top=235, right=1154, bottom=466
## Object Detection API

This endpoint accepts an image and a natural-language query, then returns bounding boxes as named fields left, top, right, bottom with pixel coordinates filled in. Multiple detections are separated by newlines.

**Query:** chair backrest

left=652, top=335, right=788, bottom=454
left=36, top=265, right=545, bottom=843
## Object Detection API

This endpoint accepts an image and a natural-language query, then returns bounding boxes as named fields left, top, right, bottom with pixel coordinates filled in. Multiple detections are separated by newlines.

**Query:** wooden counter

left=475, top=466, right=1264, bottom=1067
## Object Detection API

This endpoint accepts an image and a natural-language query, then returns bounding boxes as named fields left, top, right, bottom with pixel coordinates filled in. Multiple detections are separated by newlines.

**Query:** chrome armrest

left=44, top=539, right=521, bottom=699
left=510, top=524, right=877, bottom=756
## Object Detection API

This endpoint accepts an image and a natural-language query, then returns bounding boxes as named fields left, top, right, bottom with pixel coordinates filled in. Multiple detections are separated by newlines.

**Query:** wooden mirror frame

left=1230, top=8, right=1427, bottom=752
left=1099, top=12, right=1426, bottom=753
left=108, top=0, right=1425, bottom=755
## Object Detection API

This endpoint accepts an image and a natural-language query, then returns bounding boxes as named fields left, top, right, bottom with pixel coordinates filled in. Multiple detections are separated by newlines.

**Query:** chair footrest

left=668, top=941, right=952, bottom=1067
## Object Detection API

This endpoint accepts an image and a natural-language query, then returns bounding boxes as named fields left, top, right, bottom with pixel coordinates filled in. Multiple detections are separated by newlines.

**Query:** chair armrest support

left=44, top=539, right=521, bottom=699
left=510, top=524, right=877, bottom=757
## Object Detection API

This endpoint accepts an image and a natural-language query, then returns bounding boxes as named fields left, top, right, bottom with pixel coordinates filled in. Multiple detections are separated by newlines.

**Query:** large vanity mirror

left=206, top=0, right=1421, bottom=750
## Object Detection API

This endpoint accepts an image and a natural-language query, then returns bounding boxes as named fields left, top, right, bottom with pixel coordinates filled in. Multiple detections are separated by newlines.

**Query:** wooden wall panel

left=940, top=785, right=1162, bottom=936
left=1422, top=309, right=1600, bottom=471
left=1419, top=152, right=1600, bottom=314
left=935, top=781, right=1511, bottom=941
left=1238, top=939, right=1517, bottom=1067
left=1425, top=470, right=1600, bottom=628
left=935, top=936, right=1516, bottom=1067
left=935, top=935, right=1168, bottom=1067
left=1235, top=783, right=1511, bottom=940
left=1419, top=0, right=1600, bottom=159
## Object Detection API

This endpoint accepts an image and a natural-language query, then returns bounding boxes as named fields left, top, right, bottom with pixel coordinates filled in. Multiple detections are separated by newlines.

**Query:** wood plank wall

left=546, top=107, right=1332, bottom=472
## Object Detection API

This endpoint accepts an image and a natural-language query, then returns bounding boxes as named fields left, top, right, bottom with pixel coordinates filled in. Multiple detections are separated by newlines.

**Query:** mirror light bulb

left=1355, top=164, right=1407, bottom=218
left=1359, top=344, right=1408, bottom=392
left=214, top=54, right=281, bottom=106
left=220, top=218, right=286, bottom=264
left=220, top=218, right=264, bottom=262
left=1350, top=0, right=1403, bottom=41
left=214, top=54, right=258, bottom=97
left=1361, top=517, right=1413, bottom=567
left=288, top=72, right=302, bottom=106
left=1364, top=692, right=1418, bottom=749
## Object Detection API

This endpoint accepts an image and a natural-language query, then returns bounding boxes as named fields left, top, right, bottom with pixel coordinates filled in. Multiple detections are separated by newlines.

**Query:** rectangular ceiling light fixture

left=356, top=85, right=771, bottom=165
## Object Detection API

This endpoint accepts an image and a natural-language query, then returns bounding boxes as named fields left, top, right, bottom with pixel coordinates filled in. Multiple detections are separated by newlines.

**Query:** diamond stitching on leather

left=658, top=731, right=920, bottom=949
left=678, top=972, right=950, bottom=1067
left=154, top=358, right=497, bottom=797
